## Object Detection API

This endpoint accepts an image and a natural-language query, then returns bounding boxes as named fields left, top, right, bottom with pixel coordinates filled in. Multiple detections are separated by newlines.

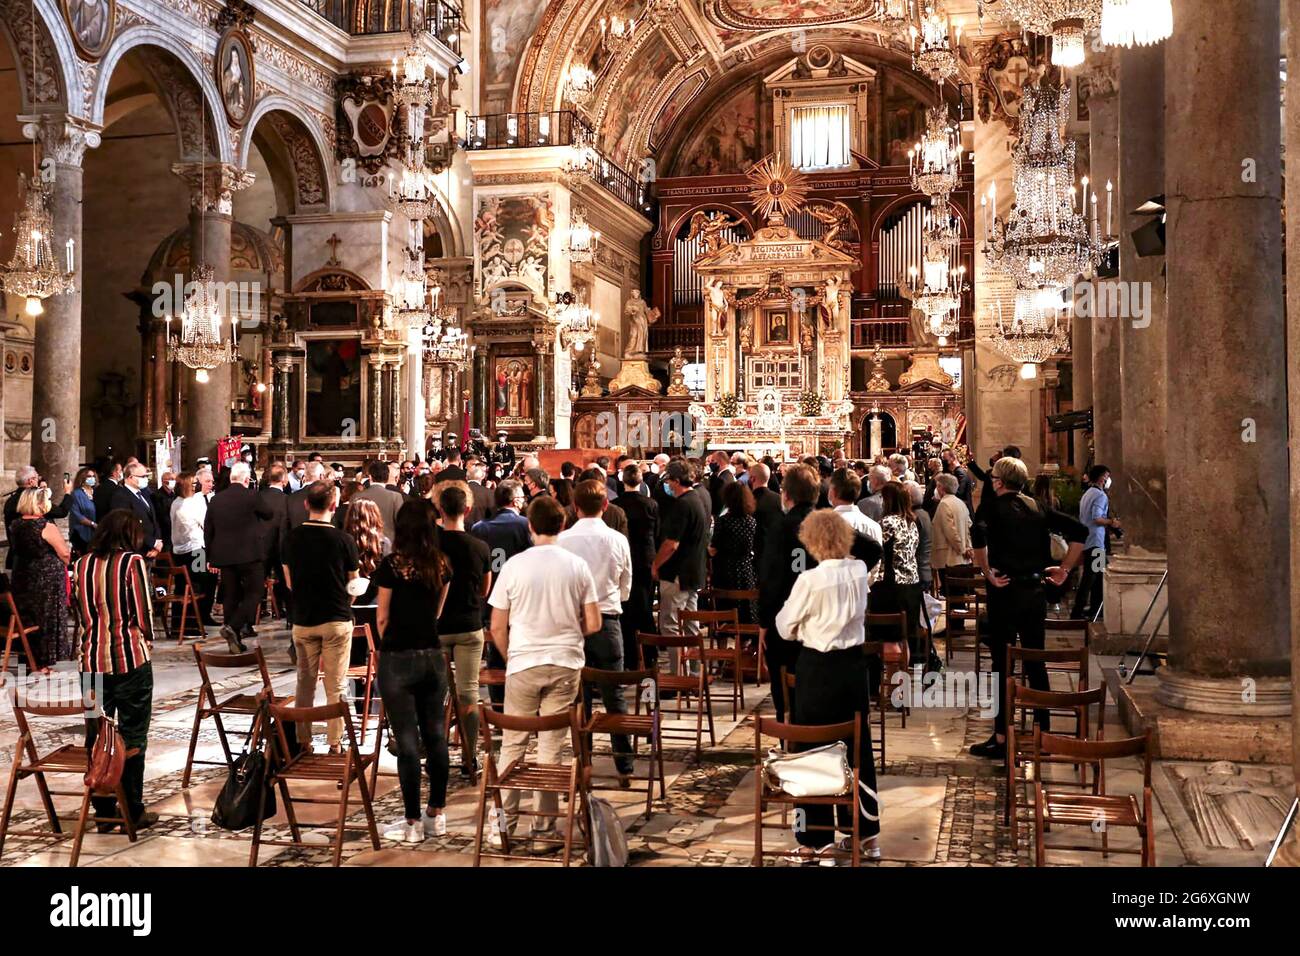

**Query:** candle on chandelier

left=1091, top=193, right=1099, bottom=241
left=1081, top=177, right=1089, bottom=217
left=65, top=238, right=74, bottom=274
left=1106, top=180, right=1114, bottom=237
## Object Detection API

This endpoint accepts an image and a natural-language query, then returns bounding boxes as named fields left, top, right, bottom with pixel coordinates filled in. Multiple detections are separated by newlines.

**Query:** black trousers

left=377, top=648, right=449, bottom=819
left=219, top=561, right=265, bottom=635
left=765, top=630, right=801, bottom=723
left=1071, top=547, right=1106, bottom=619
left=584, top=617, right=633, bottom=774
left=985, top=582, right=1049, bottom=735
left=793, top=647, right=880, bottom=844
left=620, top=576, right=655, bottom=669
left=85, top=663, right=154, bottom=822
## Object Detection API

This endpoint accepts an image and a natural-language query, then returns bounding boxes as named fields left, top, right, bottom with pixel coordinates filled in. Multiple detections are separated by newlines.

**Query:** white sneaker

left=423, top=811, right=447, bottom=837
left=383, top=819, right=424, bottom=844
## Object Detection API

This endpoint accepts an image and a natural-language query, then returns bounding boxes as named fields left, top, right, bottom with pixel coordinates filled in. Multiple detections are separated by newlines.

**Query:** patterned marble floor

left=0, top=620, right=1275, bottom=868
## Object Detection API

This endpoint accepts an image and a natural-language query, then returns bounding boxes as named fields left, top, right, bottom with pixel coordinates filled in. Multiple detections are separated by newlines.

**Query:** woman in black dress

left=9, top=487, right=71, bottom=671
left=708, top=480, right=757, bottom=622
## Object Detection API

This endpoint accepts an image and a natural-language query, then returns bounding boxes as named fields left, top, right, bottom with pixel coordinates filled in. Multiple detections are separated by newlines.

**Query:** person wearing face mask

left=110, top=462, right=164, bottom=557
left=1071, top=465, right=1122, bottom=621
left=151, top=471, right=177, bottom=554
left=288, top=460, right=308, bottom=493
left=68, top=468, right=99, bottom=558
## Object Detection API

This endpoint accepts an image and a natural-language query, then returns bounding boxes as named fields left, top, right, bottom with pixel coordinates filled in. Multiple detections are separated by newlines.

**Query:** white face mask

left=1103, top=476, right=1113, bottom=491
left=166, top=480, right=176, bottom=491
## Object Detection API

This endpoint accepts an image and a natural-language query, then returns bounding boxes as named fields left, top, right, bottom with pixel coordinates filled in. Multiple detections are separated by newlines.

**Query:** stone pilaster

left=22, top=114, right=100, bottom=486
left=1159, top=0, right=1290, bottom=714
left=1285, top=0, right=1300, bottom=855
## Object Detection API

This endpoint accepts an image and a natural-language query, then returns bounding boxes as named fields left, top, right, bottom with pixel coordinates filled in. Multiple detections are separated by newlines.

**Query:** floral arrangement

left=717, top=392, right=739, bottom=418
left=798, top=390, right=823, bottom=416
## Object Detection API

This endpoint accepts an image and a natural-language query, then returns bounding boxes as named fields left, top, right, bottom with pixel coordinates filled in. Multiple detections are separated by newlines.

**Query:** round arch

left=240, top=97, right=332, bottom=212
left=90, top=26, right=233, bottom=162
left=665, top=202, right=756, bottom=246
left=0, top=0, right=80, bottom=112
left=868, top=193, right=971, bottom=240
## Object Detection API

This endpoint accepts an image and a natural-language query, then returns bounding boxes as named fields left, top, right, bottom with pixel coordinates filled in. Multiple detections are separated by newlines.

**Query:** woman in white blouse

left=169, top=472, right=216, bottom=627
left=775, top=509, right=881, bottom=862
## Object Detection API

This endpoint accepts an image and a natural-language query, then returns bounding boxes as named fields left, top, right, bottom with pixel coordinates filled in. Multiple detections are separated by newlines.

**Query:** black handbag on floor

left=211, top=702, right=277, bottom=831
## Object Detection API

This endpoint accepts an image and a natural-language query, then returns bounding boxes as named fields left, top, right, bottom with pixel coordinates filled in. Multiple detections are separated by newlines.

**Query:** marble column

left=1116, top=43, right=1168, bottom=554
left=23, top=116, right=99, bottom=486
left=1159, top=0, right=1290, bottom=713
left=1086, top=69, right=1123, bottom=478
left=1285, top=0, right=1300, bottom=857
left=171, top=163, right=255, bottom=465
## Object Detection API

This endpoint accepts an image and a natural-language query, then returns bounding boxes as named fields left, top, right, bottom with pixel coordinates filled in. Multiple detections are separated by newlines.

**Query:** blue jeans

left=584, top=616, right=634, bottom=775
left=378, top=648, right=450, bottom=819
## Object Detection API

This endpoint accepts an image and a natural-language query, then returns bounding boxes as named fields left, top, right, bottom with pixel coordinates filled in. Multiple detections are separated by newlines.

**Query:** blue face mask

left=663, top=483, right=677, bottom=498
left=85, top=477, right=96, bottom=487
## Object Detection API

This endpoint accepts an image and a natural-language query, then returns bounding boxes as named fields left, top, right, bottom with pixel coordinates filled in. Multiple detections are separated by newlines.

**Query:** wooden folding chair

left=699, top=587, right=765, bottom=684
left=1007, top=644, right=1090, bottom=735
left=478, top=666, right=507, bottom=713
left=941, top=565, right=988, bottom=671
left=636, top=632, right=716, bottom=758
left=865, top=611, right=911, bottom=727
left=0, top=590, right=39, bottom=674
left=250, top=699, right=381, bottom=867
left=151, top=554, right=209, bottom=644
left=1005, top=684, right=1106, bottom=848
left=1032, top=729, right=1155, bottom=867
left=754, top=714, right=863, bottom=867
left=334, top=624, right=378, bottom=746
left=183, top=645, right=289, bottom=788
left=679, top=608, right=745, bottom=719
left=578, top=667, right=665, bottom=818
left=473, top=704, right=588, bottom=866
left=0, top=695, right=138, bottom=867
left=254, top=575, right=281, bottom=625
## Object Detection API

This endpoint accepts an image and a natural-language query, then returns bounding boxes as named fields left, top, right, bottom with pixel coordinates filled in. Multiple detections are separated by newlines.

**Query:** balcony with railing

left=302, top=0, right=463, bottom=45
left=465, top=110, right=651, bottom=213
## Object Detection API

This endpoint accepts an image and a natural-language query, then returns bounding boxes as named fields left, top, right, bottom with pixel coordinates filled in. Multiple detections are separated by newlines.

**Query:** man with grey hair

left=888, top=453, right=915, bottom=483
left=931, top=472, right=973, bottom=586
left=205, top=459, right=274, bottom=652
left=110, top=461, right=164, bottom=557
left=856, top=464, right=891, bottom=523
left=5, top=465, right=72, bottom=569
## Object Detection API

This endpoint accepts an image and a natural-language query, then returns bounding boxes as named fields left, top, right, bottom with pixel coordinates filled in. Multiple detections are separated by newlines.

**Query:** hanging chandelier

left=552, top=290, right=596, bottom=352
left=995, top=0, right=1102, bottom=67
left=1100, top=0, right=1172, bottom=48
left=0, top=173, right=75, bottom=316
left=392, top=245, right=430, bottom=326
left=875, top=0, right=914, bottom=25
left=900, top=211, right=967, bottom=329
left=165, top=263, right=235, bottom=382
left=391, top=32, right=434, bottom=114
left=423, top=320, right=468, bottom=366
left=990, top=287, right=1072, bottom=377
left=566, top=207, right=600, bottom=264
left=564, top=123, right=603, bottom=185
left=566, top=62, right=597, bottom=107
left=390, top=160, right=436, bottom=222
left=911, top=2, right=961, bottom=85
left=984, top=79, right=1104, bottom=290
left=599, top=12, right=637, bottom=54
left=909, top=105, right=963, bottom=203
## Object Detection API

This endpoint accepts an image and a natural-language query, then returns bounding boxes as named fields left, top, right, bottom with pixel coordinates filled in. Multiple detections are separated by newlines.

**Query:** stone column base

left=1104, top=552, right=1168, bottom=638
left=1155, top=668, right=1291, bottom=716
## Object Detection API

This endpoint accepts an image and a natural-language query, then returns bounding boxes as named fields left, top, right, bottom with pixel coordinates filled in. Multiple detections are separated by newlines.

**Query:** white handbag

left=764, top=741, right=852, bottom=797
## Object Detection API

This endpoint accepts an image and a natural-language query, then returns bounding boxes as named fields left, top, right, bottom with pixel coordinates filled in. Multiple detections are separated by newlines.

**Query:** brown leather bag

left=85, top=715, right=126, bottom=792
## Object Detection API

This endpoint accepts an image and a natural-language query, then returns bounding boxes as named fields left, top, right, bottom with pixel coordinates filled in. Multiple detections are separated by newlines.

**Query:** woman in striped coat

left=72, top=510, right=158, bottom=832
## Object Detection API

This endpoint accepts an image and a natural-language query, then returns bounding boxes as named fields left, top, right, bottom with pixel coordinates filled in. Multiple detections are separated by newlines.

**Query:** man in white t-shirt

left=489, top=494, right=600, bottom=841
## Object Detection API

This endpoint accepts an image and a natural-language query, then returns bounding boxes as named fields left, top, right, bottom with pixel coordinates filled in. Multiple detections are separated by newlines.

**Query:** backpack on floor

left=587, top=796, right=628, bottom=867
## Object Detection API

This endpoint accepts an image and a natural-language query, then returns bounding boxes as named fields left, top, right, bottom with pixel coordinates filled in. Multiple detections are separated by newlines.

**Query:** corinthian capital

left=171, top=162, right=257, bottom=215
left=20, top=114, right=102, bottom=168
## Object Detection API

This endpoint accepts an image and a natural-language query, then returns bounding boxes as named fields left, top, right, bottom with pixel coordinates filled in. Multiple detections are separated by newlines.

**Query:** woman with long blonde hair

left=343, top=498, right=389, bottom=714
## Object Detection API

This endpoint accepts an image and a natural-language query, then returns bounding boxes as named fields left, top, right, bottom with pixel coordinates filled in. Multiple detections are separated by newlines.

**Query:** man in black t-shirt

left=282, top=480, right=359, bottom=752
left=652, top=460, right=709, bottom=669
left=436, top=484, right=492, bottom=777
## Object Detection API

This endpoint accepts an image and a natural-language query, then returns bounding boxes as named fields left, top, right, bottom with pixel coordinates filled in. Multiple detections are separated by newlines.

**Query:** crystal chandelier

left=0, top=173, right=75, bottom=316
left=552, top=290, right=596, bottom=352
left=911, top=2, right=961, bottom=84
left=990, top=287, right=1072, bottom=377
left=566, top=63, right=597, bottom=107
left=566, top=207, right=600, bottom=264
left=564, top=123, right=602, bottom=185
left=875, top=0, right=913, bottom=25
left=1100, top=0, right=1172, bottom=48
left=984, top=79, right=1104, bottom=290
left=423, top=321, right=468, bottom=366
left=996, top=0, right=1102, bottom=67
left=900, top=210, right=967, bottom=331
left=390, top=161, right=436, bottom=222
left=391, top=32, right=434, bottom=115
left=599, top=12, right=637, bottom=54
left=909, top=105, right=963, bottom=203
left=165, top=263, right=235, bottom=382
left=392, top=245, right=430, bottom=326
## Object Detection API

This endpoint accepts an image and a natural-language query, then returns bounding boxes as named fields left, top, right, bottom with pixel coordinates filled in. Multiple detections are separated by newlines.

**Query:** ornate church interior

left=0, top=0, right=1294, bottom=900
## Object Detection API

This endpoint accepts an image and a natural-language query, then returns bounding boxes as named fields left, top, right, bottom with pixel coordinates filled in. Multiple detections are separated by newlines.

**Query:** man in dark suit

left=286, top=462, right=326, bottom=535
left=756, top=463, right=820, bottom=723
left=111, top=462, right=163, bottom=556
left=437, top=447, right=467, bottom=485
left=93, top=460, right=124, bottom=520
left=706, top=450, right=735, bottom=517
left=152, top=471, right=177, bottom=553
left=616, top=463, right=658, bottom=671
left=205, top=461, right=274, bottom=652
left=258, top=463, right=292, bottom=623
left=749, top=461, right=783, bottom=569
left=340, top=461, right=405, bottom=536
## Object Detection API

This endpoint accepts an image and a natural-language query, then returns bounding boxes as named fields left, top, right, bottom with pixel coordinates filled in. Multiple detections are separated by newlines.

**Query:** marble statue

left=823, top=274, right=844, bottom=328
left=623, top=289, right=661, bottom=359
left=704, top=277, right=729, bottom=334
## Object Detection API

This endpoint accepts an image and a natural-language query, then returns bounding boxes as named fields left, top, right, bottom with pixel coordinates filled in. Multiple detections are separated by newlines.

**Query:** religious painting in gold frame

left=762, top=307, right=794, bottom=348
left=63, top=0, right=115, bottom=61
